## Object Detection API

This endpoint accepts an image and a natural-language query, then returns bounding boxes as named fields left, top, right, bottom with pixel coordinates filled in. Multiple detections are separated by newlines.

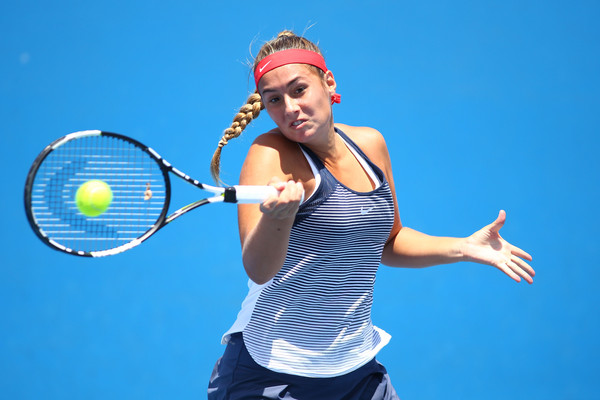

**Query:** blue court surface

left=1, top=1, right=599, bottom=398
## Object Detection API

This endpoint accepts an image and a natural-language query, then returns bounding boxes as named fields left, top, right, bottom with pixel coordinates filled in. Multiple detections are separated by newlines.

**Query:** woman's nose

left=284, top=96, right=300, bottom=114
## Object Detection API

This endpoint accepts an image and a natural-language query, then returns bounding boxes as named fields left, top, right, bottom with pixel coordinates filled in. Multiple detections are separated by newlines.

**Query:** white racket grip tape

left=233, top=185, right=280, bottom=203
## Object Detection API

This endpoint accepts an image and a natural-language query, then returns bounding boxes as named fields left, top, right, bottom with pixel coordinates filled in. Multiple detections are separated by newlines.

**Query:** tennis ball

left=75, top=180, right=113, bottom=217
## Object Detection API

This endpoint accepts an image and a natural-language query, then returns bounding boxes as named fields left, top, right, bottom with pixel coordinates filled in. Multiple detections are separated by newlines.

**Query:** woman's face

left=258, top=63, right=336, bottom=144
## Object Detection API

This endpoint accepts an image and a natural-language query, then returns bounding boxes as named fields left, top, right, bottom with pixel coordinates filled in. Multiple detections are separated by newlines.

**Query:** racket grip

left=233, top=185, right=280, bottom=203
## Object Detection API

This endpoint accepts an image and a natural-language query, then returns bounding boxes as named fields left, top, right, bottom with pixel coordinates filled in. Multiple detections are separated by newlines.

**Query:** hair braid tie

left=217, top=136, right=228, bottom=149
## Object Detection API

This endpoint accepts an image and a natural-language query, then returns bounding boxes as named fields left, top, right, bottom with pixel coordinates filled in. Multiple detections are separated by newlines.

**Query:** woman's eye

left=268, top=97, right=280, bottom=104
left=295, top=86, right=306, bottom=94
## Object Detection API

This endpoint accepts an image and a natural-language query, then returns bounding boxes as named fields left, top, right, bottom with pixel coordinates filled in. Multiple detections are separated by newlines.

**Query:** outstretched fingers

left=511, top=244, right=533, bottom=261
left=499, top=257, right=535, bottom=284
left=499, top=262, right=522, bottom=283
left=512, top=254, right=535, bottom=279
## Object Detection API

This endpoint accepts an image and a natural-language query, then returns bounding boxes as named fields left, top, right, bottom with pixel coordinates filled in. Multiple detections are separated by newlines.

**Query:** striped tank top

left=222, top=128, right=395, bottom=377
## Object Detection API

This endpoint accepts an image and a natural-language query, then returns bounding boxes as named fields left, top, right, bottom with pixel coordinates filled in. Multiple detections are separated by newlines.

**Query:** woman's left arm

left=347, top=125, right=535, bottom=284
left=381, top=212, right=535, bottom=284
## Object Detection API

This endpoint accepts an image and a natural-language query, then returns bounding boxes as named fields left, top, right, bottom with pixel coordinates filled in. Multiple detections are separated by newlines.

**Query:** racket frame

left=24, top=130, right=276, bottom=257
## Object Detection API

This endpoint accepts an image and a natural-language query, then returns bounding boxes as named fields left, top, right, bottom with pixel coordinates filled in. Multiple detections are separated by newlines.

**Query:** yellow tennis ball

left=75, top=180, right=113, bottom=217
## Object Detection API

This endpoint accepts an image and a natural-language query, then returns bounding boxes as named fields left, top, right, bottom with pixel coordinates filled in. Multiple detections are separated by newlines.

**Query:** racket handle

left=233, top=185, right=280, bottom=203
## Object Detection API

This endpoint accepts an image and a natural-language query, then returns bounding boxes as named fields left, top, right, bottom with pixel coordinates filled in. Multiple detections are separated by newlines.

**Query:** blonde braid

left=210, top=92, right=264, bottom=183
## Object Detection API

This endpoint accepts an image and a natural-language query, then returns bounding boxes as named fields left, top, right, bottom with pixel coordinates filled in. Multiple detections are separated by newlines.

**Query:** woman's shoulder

left=248, top=129, right=305, bottom=163
left=335, top=123, right=381, bottom=136
left=240, top=129, right=312, bottom=184
left=253, top=128, right=297, bottom=150
left=334, top=123, right=389, bottom=161
left=336, top=123, right=386, bottom=145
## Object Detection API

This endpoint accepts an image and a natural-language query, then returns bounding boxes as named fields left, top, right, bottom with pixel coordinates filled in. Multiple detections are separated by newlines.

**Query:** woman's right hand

left=259, top=178, right=304, bottom=220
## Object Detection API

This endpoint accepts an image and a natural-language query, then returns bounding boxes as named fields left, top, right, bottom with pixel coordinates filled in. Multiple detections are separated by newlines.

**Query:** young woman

left=207, top=31, right=534, bottom=400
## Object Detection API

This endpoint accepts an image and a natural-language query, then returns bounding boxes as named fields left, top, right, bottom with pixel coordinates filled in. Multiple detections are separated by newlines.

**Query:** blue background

left=2, top=1, right=598, bottom=398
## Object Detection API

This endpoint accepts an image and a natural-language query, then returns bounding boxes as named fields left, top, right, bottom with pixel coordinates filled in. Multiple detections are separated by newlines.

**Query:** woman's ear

left=324, top=70, right=337, bottom=96
left=324, top=70, right=341, bottom=104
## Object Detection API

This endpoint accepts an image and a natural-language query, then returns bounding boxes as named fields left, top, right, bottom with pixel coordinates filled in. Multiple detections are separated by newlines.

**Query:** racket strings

left=30, top=134, right=167, bottom=254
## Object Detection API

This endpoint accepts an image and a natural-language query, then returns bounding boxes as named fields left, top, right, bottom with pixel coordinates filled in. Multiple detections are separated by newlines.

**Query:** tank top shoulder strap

left=296, top=144, right=338, bottom=224
left=334, top=127, right=386, bottom=185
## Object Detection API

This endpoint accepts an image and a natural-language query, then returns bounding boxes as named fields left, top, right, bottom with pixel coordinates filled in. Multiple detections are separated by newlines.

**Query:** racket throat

left=223, top=187, right=238, bottom=203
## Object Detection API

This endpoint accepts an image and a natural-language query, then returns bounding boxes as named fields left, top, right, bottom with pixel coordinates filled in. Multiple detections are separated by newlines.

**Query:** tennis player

left=207, top=31, right=534, bottom=400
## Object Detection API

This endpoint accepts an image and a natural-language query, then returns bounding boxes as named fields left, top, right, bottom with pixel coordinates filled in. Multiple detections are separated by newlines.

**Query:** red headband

left=254, top=49, right=341, bottom=104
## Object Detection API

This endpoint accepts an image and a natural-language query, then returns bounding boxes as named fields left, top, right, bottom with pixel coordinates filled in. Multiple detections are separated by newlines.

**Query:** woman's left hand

left=461, top=210, right=535, bottom=283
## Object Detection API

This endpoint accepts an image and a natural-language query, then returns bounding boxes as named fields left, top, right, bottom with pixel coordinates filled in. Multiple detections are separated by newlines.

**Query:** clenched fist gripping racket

left=24, top=130, right=277, bottom=257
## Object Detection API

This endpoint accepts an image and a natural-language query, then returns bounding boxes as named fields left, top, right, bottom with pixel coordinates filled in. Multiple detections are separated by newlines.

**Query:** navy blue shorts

left=208, top=333, right=400, bottom=400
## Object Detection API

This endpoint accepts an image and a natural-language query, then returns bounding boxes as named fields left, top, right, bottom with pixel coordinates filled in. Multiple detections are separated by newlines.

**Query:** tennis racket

left=24, top=130, right=278, bottom=257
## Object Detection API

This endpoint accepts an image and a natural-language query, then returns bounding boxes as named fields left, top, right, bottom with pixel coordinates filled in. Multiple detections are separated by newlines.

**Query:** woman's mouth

left=290, top=120, right=306, bottom=128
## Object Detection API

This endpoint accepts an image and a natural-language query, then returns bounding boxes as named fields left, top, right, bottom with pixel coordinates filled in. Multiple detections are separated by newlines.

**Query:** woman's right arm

left=237, top=133, right=305, bottom=284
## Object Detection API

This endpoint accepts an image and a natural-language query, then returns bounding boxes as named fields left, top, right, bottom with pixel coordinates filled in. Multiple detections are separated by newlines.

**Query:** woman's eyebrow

left=261, top=77, right=302, bottom=94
